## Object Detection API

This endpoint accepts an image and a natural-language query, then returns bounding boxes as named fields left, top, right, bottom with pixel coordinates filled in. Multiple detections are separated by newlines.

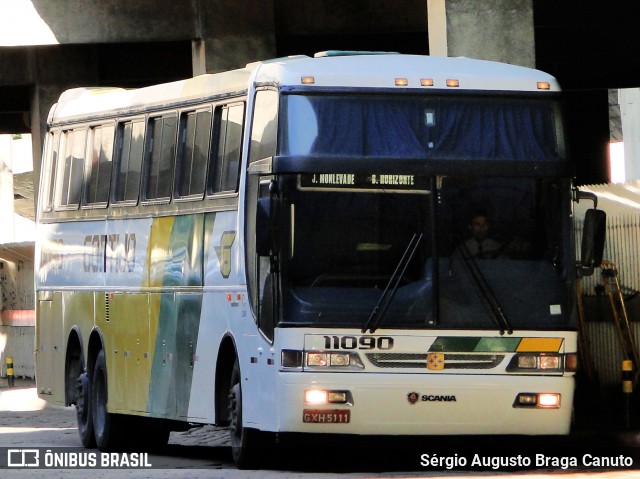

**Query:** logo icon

left=215, top=231, right=236, bottom=279
left=427, top=352, right=445, bottom=370
left=7, top=449, right=39, bottom=467
left=407, top=392, right=419, bottom=405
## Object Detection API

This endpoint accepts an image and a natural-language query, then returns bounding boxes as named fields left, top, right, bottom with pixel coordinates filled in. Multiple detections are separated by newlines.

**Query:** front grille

left=365, top=353, right=505, bottom=369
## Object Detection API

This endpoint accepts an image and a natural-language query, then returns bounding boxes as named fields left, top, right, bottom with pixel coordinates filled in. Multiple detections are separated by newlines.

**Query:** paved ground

left=2, top=376, right=640, bottom=478
left=0, top=377, right=230, bottom=449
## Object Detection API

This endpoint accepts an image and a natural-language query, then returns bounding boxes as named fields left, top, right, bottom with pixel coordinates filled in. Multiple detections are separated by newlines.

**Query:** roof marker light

left=420, top=78, right=434, bottom=87
left=301, top=76, right=315, bottom=85
left=395, top=78, right=409, bottom=87
left=537, top=81, right=551, bottom=90
left=446, top=79, right=460, bottom=88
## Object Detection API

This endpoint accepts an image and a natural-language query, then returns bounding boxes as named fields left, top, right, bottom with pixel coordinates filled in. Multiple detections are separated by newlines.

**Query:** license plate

left=303, top=409, right=351, bottom=424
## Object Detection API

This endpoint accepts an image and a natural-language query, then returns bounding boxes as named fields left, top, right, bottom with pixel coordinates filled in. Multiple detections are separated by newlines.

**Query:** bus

left=35, top=51, right=604, bottom=467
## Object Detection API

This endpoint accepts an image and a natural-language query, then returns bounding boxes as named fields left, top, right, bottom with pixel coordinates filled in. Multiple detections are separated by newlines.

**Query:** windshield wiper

left=362, top=233, right=423, bottom=334
left=457, top=242, right=513, bottom=335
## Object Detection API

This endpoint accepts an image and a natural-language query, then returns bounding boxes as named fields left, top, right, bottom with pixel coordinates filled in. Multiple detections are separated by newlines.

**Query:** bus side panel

left=35, top=293, right=65, bottom=404
left=105, top=292, right=150, bottom=414
left=188, top=210, right=245, bottom=422
left=36, top=218, right=104, bottom=405
left=145, top=215, right=204, bottom=420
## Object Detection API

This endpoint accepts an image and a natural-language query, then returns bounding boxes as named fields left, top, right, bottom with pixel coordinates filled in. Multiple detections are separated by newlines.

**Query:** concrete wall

left=0, top=326, right=34, bottom=378
left=0, top=254, right=35, bottom=379
left=428, top=0, right=535, bottom=67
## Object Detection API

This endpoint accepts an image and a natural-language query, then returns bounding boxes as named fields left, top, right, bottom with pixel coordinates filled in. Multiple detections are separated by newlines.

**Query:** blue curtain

left=305, top=96, right=562, bottom=161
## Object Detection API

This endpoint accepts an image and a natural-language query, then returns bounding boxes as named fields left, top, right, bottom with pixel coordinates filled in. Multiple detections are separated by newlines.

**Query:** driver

left=461, top=210, right=504, bottom=259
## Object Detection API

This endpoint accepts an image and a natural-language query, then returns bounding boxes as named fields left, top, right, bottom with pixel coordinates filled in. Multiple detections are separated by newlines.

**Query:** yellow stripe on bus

left=516, top=337, right=563, bottom=353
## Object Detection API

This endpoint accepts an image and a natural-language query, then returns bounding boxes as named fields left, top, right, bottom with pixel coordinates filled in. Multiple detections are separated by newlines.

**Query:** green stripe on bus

left=429, top=337, right=522, bottom=352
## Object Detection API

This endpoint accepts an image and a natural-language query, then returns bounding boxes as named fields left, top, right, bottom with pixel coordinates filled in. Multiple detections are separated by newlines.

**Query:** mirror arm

left=573, top=188, right=598, bottom=209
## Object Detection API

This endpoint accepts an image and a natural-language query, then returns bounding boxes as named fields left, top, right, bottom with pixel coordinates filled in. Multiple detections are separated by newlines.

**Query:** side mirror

left=580, top=208, right=606, bottom=276
left=256, top=197, right=271, bottom=257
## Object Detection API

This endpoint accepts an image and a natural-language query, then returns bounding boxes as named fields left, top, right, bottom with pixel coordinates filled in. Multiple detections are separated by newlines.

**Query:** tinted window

left=249, top=90, right=278, bottom=163
left=114, top=120, right=145, bottom=204
left=145, top=115, right=177, bottom=200
left=41, top=130, right=60, bottom=213
left=176, top=108, right=212, bottom=198
left=56, top=128, right=86, bottom=208
left=210, top=103, right=244, bottom=194
left=84, top=124, right=115, bottom=206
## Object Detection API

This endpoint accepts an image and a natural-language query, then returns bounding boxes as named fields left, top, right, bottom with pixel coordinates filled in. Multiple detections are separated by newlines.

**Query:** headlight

left=281, top=350, right=365, bottom=370
left=304, top=351, right=364, bottom=370
left=507, top=353, right=564, bottom=372
left=307, top=352, right=329, bottom=367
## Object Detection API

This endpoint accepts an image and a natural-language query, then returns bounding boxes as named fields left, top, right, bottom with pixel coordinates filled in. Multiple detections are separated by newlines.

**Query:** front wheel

left=228, top=359, right=262, bottom=469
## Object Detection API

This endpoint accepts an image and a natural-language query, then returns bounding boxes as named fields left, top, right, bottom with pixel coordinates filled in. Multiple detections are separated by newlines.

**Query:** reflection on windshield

left=281, top=177, right=573, bottom=331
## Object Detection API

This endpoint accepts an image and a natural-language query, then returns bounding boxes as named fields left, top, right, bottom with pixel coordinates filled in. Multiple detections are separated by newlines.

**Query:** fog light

left=305, top=390, right=328, bottom=405
left=514, top=392, right=561, bottom=408
left=538, top=393, right=561, bottom=408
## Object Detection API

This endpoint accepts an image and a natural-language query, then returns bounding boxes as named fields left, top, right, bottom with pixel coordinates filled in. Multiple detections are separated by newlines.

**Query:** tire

left=228, top=359, right=261, bottom=469
left=76, top=370, right=96, bottom=448
left=91, top=349, right=124, bottom=450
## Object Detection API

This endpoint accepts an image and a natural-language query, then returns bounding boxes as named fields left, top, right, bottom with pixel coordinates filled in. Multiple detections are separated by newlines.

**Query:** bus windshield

left=280, top=93, right=566, bottom=161
left=280, top=176, right=573, bottom=332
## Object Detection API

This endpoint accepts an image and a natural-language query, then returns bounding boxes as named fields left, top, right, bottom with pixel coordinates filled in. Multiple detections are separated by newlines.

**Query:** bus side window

left=176, top=107, right=212, bottom=199
left=55, top=128, right=86, bottom=210
left=41, top=130, right=60, bottom=213
left=144, top=114, right=177, bottom=202
left=84, top=124, right=115, bottom=207
left=209, top=102, right=245, bottom=195
left=113, top=120, right=145, bottom=204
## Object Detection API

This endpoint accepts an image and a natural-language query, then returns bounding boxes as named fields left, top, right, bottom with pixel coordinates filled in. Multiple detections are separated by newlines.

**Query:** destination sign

left=299, top=173, right=430, bottom=192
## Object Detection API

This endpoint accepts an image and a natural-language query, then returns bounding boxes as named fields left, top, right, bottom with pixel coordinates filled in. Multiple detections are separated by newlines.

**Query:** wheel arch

left=64, top=327, right=84, bottom=406
left=215, top=333, right=238, bottom=426
left=86, top=327, right=106, bottom=383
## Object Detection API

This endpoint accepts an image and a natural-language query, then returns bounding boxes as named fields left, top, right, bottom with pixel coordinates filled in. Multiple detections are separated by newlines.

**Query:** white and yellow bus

left=35, top=52, right=604, bottom=467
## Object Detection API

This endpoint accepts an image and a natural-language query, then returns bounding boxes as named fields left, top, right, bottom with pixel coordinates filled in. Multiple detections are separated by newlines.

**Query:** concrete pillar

left=0, top=135, right=16, bottom=243
left=192, top=39, right=207, bottom=77
left=619, top=88, right=640, bottom=182
left=427, top=0, right=535, bottom=68
left=199, top=0, right=276, bottom=72
left=31, top=84, right=65, bottom=211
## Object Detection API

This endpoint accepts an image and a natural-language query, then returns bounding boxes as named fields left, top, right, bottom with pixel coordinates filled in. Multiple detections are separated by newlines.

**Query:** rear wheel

left=91, top=350, right=125, bottom=450
left=76, top=370, right=95, bottom=448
